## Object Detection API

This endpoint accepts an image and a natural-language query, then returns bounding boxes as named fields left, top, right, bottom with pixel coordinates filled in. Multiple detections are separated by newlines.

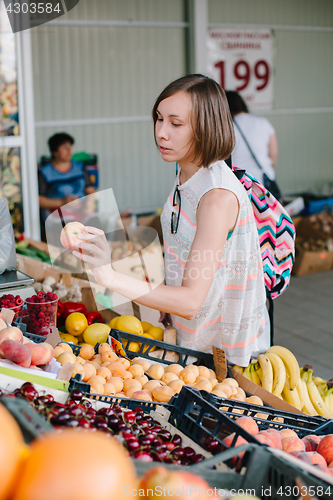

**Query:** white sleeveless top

left=161, top=160, right=266, bottom=366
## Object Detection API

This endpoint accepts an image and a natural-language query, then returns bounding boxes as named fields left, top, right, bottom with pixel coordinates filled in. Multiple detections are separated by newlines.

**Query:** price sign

left=207, top=29, right=274, bottom=110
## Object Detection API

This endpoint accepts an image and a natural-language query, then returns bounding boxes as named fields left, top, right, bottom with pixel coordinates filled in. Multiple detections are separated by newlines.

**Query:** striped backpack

left=231, top=165, right=295, bottom=299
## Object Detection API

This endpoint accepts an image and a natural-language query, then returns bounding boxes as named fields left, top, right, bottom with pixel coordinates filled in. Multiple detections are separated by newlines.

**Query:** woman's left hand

left=72, top=226, right=114, bottom=287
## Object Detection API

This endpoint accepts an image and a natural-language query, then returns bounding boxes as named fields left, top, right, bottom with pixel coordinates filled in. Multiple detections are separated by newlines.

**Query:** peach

left=317, top=435, right=333, bottom=465
left=26, top=342, right=54, bottom=366
left=147, top=363, right=164, bottom=380
left=281, top=436, right=305, bottom=453
left=60, top=221, right=88, bottom=250
left=107, top=361, right=126, bottom=378
left=135, top=375, right=149, bottom=386
left=307, top=451, right=327, bottom=466
left=213, top=383, right=232, bottom=398
left=302, top=437, right=319, bottom=452
left=96, top=366, right=112, bottom=381
left=161, top=372, right=179, bottom=385
left=103, top=383, right=116, bottom=395
left=131, top=390, right=152, bottom=401
left=108, top=377, right=123, bottom=393
left=255, top=434, right=274, bottom=448
left=168, top=379, right=185, bottom=394
left=98, top=343, right=112, bottom=355
left=79, top=344, right=95, bottom=360
left=313, top=464, right=329, bottom=473
left=0, top=339, right=31, bottom=366
left=72, top=362, right=85, bottom=379
left=128, top=364, right=144, bottom=378
left=82, top=363, right=96, bottom=382
left=289, top=451, right=312, bottom=465
left=164, top=364, right=184, bottom=377
left=0, top=326, right=23, bottom=344
left=222, top=433, right=248, bottom=450
left=259, top=431, right=282, bottom=449
left=329, top=460, right=333, bottom=469
left=22, top=337, right=31, bottom=345
left=280, top=428, right=297, bottom=438
left=58, top=342, right=73, bottom=353
left=152, top=385, right=175, bottom=403
left=131, top=357, right=150, bottom=372
left=303, top=434, right=322, bottom=444
left=236, top=416, right=259, bottom=436
left=101, top=350, right=118, bottom=363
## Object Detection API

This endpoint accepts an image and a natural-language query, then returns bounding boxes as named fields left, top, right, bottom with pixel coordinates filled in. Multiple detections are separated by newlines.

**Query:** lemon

left=115, top=315, right=143, bottom=335
left=127, top=341, right=141, bottom=353
left=108, top=316, right=119, bottom=329
left=65, top=313, right=88, bottom=337
left=83, top=323, right=111, bottom=346
left=141, top=321, right=153, bottom=332
left=141, top=333, right=156, bottom=353
left=147, top=326, right=164, bottom=342
left=60, top=333, right=78, bottom=344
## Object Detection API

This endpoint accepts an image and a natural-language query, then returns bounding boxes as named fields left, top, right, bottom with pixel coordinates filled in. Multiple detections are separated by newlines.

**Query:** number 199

left=215, top=59, right=270, bottom=91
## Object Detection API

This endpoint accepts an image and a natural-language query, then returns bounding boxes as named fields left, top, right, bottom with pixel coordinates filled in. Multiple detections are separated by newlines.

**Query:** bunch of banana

left=301, top=366, right=333, bottom=418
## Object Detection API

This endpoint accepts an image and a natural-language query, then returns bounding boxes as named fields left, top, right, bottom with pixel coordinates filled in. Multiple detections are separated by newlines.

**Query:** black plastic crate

left=0, top=395, right=53, bottom=444
left=201, top=390, right=332, bottom=437
left=69, top=373, right=171, bottom=413
left=13, top=318, right=46, bottom=343
left=110, top=328, right=215, bottom=369
left=168, top=386, right=263, bottom=455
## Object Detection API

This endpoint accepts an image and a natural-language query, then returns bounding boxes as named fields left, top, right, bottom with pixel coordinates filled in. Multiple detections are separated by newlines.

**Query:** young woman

left=72, top=74, right=267, bottom=366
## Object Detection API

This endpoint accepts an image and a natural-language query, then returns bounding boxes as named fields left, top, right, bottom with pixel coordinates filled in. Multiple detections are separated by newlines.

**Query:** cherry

left=192, top=454, right=204, bottom=464
left=124, top=411, right=136, bottom=423
left=78, top=419, right=90, bottom=429
left=183, top=447, right=195, bottom=460
left=108, top=415, right=119, bottom=430
left=86, top=408, right=97, bottom=420
left=165, top=442, right=175, bottom=451
left=82, top=399, right=92, bottom=409
left=139, top=436, right=154, bottom=447
left=172, top=447, right=184, bottom=459
left=97, top=407, right=114, bottom=417
left=126, top=439, right=140, bottom=452
left=139, top=420, right=150, bottom=430
left=116, top=422, right=128, bottom=433
left=158, top=430, right=171, bottom=442
left=69, top=389, right=83, bottom=403
left=64, top=418, right=80, bottom=428
left=205, top=437, right=220, bottom=454
left=69, top=406, right=84, bottom=418
left=122, top=431, right=135, bottom=441
left=95, top=420, right=109, bottom=432
left=50, top=412, right=71, bottom=426
left=133, top=407, right=145, bottom=416
left=171, top=434, right=182, bottom=446
left=133, top=451, right=153, bottom=462
left=150, top=452, right=162, bottom=462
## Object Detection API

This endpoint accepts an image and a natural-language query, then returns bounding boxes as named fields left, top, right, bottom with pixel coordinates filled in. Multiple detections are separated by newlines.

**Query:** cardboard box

left=292, top=218, right=333, bottom=276
left=231, top=369, right=305, bottom=415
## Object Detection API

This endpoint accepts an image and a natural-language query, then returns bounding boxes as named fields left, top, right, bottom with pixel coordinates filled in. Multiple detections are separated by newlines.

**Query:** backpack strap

left=233, top=118, right=264, bottom=171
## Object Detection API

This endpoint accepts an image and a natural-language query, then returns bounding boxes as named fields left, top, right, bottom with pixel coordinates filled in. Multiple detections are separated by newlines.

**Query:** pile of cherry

left=25, top=291, right=59, bottom=336
left=0, top=383, right=205, bottom=465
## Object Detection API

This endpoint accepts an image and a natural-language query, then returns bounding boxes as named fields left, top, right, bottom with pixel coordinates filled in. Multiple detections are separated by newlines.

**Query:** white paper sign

left=207, top=29, right=274, bottom=110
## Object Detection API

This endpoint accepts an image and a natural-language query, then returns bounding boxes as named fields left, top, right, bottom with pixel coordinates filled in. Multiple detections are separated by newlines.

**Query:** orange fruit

left=0, top=403, right=25, bottom=500
left=13, top=429, right=137, bottom=500
left=65, top=313, right=88, bottom=337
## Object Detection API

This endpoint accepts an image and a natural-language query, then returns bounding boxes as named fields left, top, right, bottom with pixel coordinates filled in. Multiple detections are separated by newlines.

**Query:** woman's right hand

left=159, top=312, right=173, bottom=328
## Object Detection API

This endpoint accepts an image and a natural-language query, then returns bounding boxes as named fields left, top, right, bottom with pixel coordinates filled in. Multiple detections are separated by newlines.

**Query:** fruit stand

left=0, top=236, right=333, bottom=499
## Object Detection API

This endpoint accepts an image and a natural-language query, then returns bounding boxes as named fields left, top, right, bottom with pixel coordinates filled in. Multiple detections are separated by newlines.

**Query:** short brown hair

left=152, top=74, right=235, bottom=168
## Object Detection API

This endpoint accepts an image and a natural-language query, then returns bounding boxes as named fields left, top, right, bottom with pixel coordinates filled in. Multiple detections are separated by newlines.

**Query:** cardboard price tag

left=212, top=346, right=227, bottom=382
left=110, top=337, right=127, bottom=358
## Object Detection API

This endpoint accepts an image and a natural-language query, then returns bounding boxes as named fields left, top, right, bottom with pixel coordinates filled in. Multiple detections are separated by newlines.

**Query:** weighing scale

left=0, top=269, right=35, bottom=301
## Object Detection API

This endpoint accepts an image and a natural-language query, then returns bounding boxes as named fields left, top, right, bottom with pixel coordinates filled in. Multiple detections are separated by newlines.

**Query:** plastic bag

left=0, top=198, right=17, bottom=274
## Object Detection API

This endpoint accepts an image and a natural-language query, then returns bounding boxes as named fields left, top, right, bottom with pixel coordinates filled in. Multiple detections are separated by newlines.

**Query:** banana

left=242, top=365, right=252, bottom=381
left=282, top=375, right=302, bottom=411
left=313, top=376, right=327, bottom=385
left=296, top=381, right=305, bottom=410
left=232, top=365, right=244, bottom=375
left=255, top=364, right=263, bottom=386
left=306, top=369, right=333, bottom=419
left=257, top=354, right=273, bottom=393
left=317, top=382, right=328, bottom=396
left=266, top=345, right=300, bottom=390
left=299, top=371, right=318, bottom=416
left=250, top=363, right=261, bottom=385
left=266, top=352, right=286, bottom=397
left=323, top=388, right=333, bottom=414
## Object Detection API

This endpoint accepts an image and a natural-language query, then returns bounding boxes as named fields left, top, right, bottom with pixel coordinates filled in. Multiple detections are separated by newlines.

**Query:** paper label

left=212, top=346, right=228, bottom=382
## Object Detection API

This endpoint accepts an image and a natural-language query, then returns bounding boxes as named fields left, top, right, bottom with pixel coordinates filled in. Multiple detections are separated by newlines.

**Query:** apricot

left=194, top=379, right=212, bottom=392
left=128, top=364, right=144, bottom=378
left=152, top=385, right=175, bottom=403
left=108, top=377, right=123, bottom=393
left=108, top=361, right=126, bottom=378
left=147, top=363, right=165, bottom=380
left=185, top=365, right=199, bottom=377
left=131, top=390, right=152, bottom=401
left=161, top=372, right=179, bottom=384
left=235, top=388, right=246, bottom=401
left=123, top=379, right=142, bottom=394
left=56, top=351, right=76, bottom=366
left=96, top=366, right=112, bottom=381
left=89, top=378, right=104, bottom=394
left=79, top=344, right=95, bottom=360
left=179, top=369, right=196, bottom=384
left=135, top=375, right=149, bottom=386
left=126, top=386, right=143, bottom=398
left=114, top=393, right=127, bottom=398
left=98, top=343, right=112, bottom=355
left=223, top=377, right=239, bottom=388
left=122, top=371, right=133, bottom=380
left=93, top=354, right=102, bottom=360
left=82, top=363, right=96, bottom=382
left=101, top=350, right=118, bottom=363
left=143, top=380, right=164, bottom=392
left=131, top=357, right=150, bottom=372
left=76, top=356, right=85, bottom=365
left=103, top=383, right=116, bottom=396
left=246, top=395, right=263, bottom=406
left=58, top=342, right=73, bottom=353
left=119, top=358, right=131, bottom=370
left=91, top=361, right=102, bottom=370
left=164, top=364, right=184, bottom=377
left=89, top=375, right=105, bottom=385
left=211, top=389, right=229, bottom=398
left=210, top=378, right=218, bottom=388
left=208, top=368, right=217, bottom=380
left=54, top=346, right=65, bottom=358
left=168, top=379, right=185, bottom=394
left=195, top=376, right=210, bottom=383
left=198, top=366, right=210, bottom=379
left=72, top=362, right=85, bottom=379
left=213, top=383, right=232, bottom=398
